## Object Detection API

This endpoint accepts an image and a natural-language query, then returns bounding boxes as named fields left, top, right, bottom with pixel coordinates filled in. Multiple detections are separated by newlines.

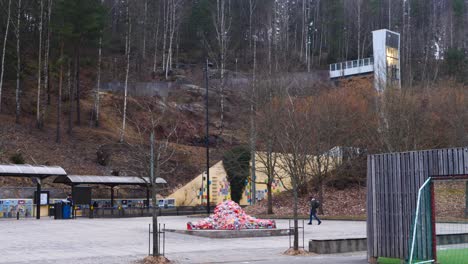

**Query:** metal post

left=205, top=58, right=210, bottom=214
left=148, top=224, right=151, bottom=256
left=110, top=186, right=114, bottom=215
left=36, top=179, right=41, bottom=219
left=146, top=187, right=150, bottom=209
left=430, top=180, right=437, bottom=262
left=466, top=181, right=468, bottom=218
left=250, top=37, right=257, bottom=205
left=163, top=223, right=166, bottom=256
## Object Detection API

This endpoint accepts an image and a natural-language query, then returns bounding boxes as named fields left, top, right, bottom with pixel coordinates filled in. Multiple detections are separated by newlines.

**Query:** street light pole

left=205, top=58, right=210, bottom=215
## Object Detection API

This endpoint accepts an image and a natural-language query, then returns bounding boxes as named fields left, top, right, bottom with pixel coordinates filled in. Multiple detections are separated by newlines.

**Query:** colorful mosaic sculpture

left=187, top=200, right=276, bottom=230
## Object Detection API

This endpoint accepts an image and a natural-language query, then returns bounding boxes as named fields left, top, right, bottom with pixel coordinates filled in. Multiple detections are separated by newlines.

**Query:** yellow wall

left=168, top=153, right=292, bottom=206
left=167, top=152, right=339, bottom=206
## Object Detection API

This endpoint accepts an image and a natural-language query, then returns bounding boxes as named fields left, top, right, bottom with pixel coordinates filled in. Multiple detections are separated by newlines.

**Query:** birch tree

left=93, top=32, right=103, bottom=127
left=161, top=0, right=168, bottom=71
left=213, top=0, right=231, bottom=135
left=0, top=0, right=11, bottom=113
left=152, top=5, right=160, bottom=73
left=41, top=0, right=52, bottom=126
left=36, top=0, right=44, bottom=128
left=120, top=2, right=132, bottom=143
left=67, top=61, right=72, bottom=135
left=142, top=0, right=147, bottom=59
left=15, top=0, right=21, bottom=123
left=56, top=42, right=64, bottom=143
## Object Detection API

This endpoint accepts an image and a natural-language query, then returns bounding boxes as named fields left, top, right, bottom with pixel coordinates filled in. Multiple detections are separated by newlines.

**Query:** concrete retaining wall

left=166, top=228, right=290, bottom=238
left=309, top=233, right=468, bottom=254
left=309, top=238, right=367, bottom=254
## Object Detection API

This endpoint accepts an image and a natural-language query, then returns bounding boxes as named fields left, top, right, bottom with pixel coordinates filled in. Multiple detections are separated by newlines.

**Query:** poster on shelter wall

left=40, top=193, right=48, bottom=205
left=0, top=199, right=33, bottom=218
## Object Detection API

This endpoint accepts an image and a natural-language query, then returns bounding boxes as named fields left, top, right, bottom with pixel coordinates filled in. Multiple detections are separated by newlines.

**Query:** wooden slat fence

left=367, top=147, right=468, bottom=261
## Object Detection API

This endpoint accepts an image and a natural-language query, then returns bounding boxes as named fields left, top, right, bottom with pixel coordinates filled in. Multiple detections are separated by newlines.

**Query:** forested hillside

left=0, top=0, right=466, bottom=204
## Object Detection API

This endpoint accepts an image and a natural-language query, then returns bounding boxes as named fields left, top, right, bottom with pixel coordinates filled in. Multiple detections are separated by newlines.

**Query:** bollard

left=16, top=211, right=19, bottom=220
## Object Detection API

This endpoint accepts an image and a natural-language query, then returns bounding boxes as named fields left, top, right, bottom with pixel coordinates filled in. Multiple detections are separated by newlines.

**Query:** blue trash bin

left=62, top=203, right=71, bottom=219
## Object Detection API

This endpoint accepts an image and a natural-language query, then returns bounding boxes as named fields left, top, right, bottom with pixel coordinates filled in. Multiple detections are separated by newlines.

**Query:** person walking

left=308, top=197, right=322, bottom=225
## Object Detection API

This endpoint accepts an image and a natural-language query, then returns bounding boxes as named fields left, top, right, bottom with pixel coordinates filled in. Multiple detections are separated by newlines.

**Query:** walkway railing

left=81, top=206, right=215, bottom=218
left=329, top=57, right=374, bottom=79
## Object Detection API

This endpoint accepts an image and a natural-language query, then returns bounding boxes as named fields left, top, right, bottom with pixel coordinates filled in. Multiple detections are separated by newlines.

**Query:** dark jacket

left=310, top=199, right=320, bottom=213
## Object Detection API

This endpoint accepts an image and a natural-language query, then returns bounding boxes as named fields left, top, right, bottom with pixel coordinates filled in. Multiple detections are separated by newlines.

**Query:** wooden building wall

left=367, top=147, right=468, bottom=261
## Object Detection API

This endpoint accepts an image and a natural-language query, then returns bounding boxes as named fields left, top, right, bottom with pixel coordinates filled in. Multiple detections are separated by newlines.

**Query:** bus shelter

left=0, top=164, right=67, bottom=219
left=53, top=175, right=167, bottom=210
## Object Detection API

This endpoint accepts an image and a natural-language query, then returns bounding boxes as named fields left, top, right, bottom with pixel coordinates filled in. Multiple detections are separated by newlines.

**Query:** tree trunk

left=266, top=140, right=274, bottom=215
left=293, top=180, right=299, bottom=251
left=67, top=60, right=73, bottom=135
left=0, top=0, right=11, bottom=112
left=142, top=0, right=147, bottom=59
left=56, top=41, right=63, bottom=144
left=162, top=0, right=168, bottom=71
left=318, top=179, right=324, bottom=215
left=152, top=5, right=160, bottom=73
left=120, top=3, right=131, bottom=143
left=36, top=0, right=44, bottom=128
left=357, top=0, right=361, bottom=60
left=15, top=0, right=21, bottom=123
left=266, top=181, right=273, bottom=214
left=43, top=0, right=52, bottom=119
left=165, top=1, right=174, bottom=79
left=75, top=43, right=81, bottom=126
left=94, top=34, right=102, bottom=127
left=152, top=183, right=159, bottom=256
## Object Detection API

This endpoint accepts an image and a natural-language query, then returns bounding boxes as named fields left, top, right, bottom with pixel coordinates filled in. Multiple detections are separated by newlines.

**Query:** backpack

left=312, top=200, right=320, bottom=209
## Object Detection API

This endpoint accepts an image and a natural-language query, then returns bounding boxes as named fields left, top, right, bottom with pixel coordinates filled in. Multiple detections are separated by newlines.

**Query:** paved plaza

left=0, top=216, right=369, bottom=263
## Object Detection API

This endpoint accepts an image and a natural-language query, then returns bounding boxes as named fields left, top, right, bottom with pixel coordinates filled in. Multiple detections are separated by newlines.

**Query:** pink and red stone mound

left=187, top=200, right=276, bottom=230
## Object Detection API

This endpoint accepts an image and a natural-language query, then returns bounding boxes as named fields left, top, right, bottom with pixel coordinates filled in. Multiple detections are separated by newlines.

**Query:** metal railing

left=81, top=206, right=214, bottom=218
left=329, top=57, right=374, bottom=72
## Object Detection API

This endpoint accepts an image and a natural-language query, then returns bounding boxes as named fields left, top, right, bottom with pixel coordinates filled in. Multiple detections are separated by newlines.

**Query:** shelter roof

left=0, top=164, right=67, bottom=178
left=53, top=175, right=167, bottom=186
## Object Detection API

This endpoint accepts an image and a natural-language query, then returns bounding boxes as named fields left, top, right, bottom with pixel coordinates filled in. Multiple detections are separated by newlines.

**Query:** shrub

left=10, top=152, right=25, bottom=164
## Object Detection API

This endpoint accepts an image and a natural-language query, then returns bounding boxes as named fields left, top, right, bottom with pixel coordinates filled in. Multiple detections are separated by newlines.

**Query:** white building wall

left=372, top=30, right=388, bottom=92
left=372, top=29, right=401, bottom=92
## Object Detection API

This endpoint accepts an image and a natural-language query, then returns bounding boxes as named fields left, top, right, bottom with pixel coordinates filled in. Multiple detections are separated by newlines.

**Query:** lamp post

left=204, top=58, right=210, bottom=214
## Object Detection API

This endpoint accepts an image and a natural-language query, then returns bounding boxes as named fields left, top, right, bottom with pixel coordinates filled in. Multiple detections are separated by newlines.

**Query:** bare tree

left=165, top=0, right=176, bottom=79
left=142, top=0, right=147, bottom=59
left=15, top=0, right=21, bottom=123
left=67, top=60, right=72, bottom=135
left=120, top=1, right=132, bottom=142
left=277, top=95, right=313, bottom=251
left=0, top=0, right=11, bottom=112
left=56, top=41, right=64, bottom=143
left=256, top=78, right=283, bottom=214
left=93, top=32, right=103, bottom=127
left=126, top=100, right=177, bottom=258
left=41, top=0, right=52, bottom=124
left=161, top=0, right=168, bottom=71
left=213, top=0, right=231, bottom=134
left=36, top=0, right=44, bottom=128
left=152, top=3, right=160, bottom=73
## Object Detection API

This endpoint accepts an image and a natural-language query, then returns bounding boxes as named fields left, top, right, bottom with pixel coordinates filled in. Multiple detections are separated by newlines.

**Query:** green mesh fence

left=408, top=178, right=434, bottom=264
